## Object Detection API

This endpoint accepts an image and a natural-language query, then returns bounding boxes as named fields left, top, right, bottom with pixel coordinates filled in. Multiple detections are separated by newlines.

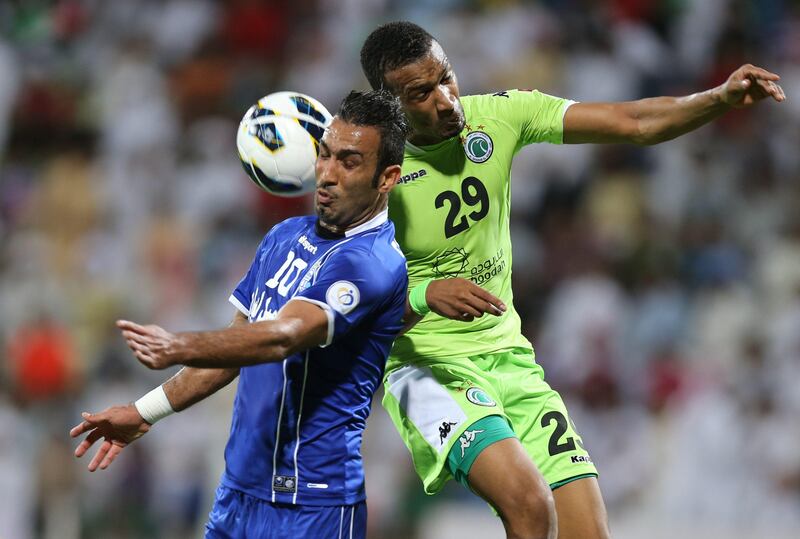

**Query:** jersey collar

left=404, top=137, right=456, bottom=155
left=344, top=209, right=388, bottom=237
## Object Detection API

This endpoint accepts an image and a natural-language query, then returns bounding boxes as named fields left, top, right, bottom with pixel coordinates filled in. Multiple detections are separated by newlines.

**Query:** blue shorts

left=205, top=485, right=366, bottom=539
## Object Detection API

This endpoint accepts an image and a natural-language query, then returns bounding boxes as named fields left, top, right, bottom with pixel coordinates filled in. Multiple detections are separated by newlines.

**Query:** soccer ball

left=237, top=91, right=332, bottom=197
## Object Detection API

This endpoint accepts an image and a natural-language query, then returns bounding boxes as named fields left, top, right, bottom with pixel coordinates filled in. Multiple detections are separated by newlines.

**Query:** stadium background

left=1, top=1, right=799, bottom=538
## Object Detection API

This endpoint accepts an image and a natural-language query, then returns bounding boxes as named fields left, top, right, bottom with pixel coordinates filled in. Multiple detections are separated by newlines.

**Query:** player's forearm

left=625, top=87, right=730, bottom=145
left=161, top=366, right=239, bottom=412
left=173, top=320, right=303, bottom=368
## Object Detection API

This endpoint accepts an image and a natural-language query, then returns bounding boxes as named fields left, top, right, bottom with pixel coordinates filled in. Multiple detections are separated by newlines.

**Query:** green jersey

left=388, top=89, right=573, bottom=367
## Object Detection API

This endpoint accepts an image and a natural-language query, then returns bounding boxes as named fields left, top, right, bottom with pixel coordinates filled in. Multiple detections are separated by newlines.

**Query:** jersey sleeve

left=293, top=248, right=399, bottom=346
left=229, top=233, right=271, bottom=316
left=497, top=89, right=575, bottom=147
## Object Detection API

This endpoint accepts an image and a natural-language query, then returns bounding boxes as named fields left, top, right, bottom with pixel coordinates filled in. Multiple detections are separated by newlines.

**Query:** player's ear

left=376, top=164, right=402, bottom=194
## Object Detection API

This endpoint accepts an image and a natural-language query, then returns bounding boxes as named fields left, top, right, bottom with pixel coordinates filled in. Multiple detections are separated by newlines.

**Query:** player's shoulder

left=263, top=214, right=311, bottom=241
left=462, top=89, right=520, bottom=108
left=463, top=89, right=558, bottom=112
left=338, top=223, right=406, bottom=277
left=273, top=214, right=315, bottom=235
left=347, top=222, right=405, bottom=262
left=462, top=90, right=522, bottom=128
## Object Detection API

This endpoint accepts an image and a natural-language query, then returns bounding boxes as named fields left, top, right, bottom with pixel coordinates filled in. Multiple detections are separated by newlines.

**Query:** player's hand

left=426, top=278, right=507, bottom=322
left=117, top=319, right=184, bottom=370
left=719, top=64, right=785, bottom=108
left=69, top=405, right=150, bottom=472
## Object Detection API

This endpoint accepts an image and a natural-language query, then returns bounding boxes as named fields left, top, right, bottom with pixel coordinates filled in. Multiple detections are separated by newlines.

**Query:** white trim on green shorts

left=386, top=365, right=469, bottom=453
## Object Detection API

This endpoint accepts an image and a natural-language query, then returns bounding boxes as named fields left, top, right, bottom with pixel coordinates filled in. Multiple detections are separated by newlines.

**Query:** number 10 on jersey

left=266, top=251, right=308, bottom=297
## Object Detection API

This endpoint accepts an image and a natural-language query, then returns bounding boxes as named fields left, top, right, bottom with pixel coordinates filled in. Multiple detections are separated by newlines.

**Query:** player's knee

left=500, top=486, right=556, bottom=539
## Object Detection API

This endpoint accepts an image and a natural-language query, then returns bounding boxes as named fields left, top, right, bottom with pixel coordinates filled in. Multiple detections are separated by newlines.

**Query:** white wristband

left=134, top=385, right=175, bottom=425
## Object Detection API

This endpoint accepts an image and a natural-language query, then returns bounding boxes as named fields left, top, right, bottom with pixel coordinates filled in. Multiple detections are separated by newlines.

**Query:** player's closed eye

left=342, top=159, right=359, bottom=170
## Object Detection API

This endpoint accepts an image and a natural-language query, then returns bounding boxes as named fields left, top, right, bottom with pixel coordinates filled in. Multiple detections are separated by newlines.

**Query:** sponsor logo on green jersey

left=433, top=247, right=469, bottom=278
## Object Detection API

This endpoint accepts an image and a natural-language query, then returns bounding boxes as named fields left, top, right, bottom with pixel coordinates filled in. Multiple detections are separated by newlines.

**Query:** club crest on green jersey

left=463, top=131, right=493, bottom=163
left=466, top=387, right=496, bottom=407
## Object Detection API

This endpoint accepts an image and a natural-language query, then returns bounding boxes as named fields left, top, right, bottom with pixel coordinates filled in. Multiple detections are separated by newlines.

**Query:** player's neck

left=408, top=129, right=453, bottom=146
left=408, top=134, right=442, bottom=146
left=315, top=220, right=345, bottom=239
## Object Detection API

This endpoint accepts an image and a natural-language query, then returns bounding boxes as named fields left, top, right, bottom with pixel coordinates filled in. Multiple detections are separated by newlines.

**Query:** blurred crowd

left=1, top=1, right=799, bottom=538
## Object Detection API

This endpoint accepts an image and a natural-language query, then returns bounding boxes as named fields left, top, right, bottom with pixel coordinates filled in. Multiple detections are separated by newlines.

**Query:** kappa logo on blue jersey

left=326, top=280, right=360, bottom=314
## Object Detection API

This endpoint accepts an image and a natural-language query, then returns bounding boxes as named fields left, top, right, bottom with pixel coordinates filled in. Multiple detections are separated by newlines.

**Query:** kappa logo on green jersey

left=399, top=168, right=427, bottom=184
left=463, top=131, right=493, bottom=163
left=466, top=387, right=496, bottom=407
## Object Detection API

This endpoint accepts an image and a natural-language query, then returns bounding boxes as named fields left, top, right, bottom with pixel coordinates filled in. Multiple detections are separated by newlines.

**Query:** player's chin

left=315, top=203, right=332, bottom=220
left=316, top=206, right=344, bottom=228
left=439, top=119, right=465, bottom=139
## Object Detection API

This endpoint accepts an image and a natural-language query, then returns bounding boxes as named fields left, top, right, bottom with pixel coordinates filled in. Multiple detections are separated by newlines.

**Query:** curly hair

left=360, top=21, right=435, bottom=91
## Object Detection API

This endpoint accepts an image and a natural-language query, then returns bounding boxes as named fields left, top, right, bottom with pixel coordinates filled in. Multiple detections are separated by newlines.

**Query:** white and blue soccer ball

left=237, top=91, right=332, bottom=197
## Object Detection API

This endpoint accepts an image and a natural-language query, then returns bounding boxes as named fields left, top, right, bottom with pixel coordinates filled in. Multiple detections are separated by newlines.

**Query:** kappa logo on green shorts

left=459, top=428, right=485, bottom=457
left=463, top=131, right=493, bottom=163
left=466, top=387, right=496, bottom=407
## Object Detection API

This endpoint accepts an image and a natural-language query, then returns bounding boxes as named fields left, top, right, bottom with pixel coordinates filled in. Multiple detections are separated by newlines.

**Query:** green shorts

left=382, top=347, right=597, bottom=494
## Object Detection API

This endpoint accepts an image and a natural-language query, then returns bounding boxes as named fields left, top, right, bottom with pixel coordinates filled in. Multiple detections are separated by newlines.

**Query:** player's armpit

left=231, top=309, right=248, bottom=326
left=400, top=302, right=423, bottom=335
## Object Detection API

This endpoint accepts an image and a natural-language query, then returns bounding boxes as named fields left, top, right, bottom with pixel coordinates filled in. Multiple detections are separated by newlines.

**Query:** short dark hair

left=360, top=21, right=435, bottom=91
left=338, top=90, right=409, bottom=182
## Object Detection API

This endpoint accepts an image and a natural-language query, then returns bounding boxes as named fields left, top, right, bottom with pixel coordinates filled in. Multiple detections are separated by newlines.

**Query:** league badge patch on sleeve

left=326, top=281, right=360, bottom=314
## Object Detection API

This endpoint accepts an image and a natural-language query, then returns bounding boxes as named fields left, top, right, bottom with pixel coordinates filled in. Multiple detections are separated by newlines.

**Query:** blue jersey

left=222, top=210, right=407, bottom=506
